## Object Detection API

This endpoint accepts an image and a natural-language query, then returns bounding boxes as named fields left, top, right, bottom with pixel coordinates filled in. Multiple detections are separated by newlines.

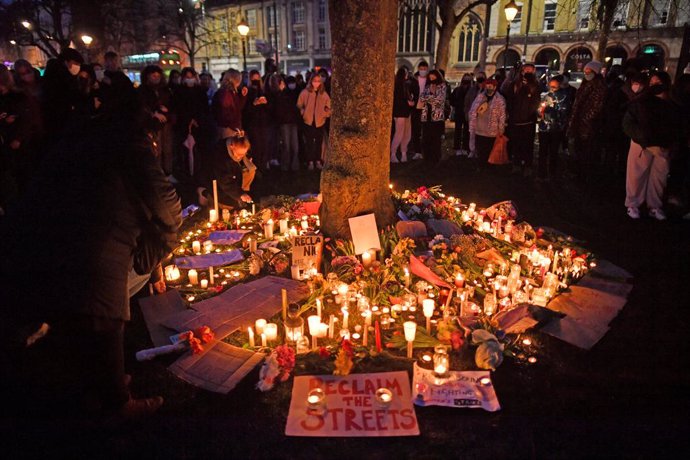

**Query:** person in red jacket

left=212, top=69, right=248, bottom=140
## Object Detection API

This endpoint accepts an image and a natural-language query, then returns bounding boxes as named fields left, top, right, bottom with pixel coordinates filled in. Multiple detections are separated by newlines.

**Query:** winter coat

left=297, top=88, right=331, bottom=128
left=501, top=77, right=541, bottom=125
left=212, top=87, right=247, bottom=131
left=209, top=140, right=252, bottom=207
left=538, top=90, right=571, bottom=133
left=0, top=90, right=31, bottom=150
left=450, top=84, right=471, bottom=121
left=469, top=91, right=506, bottom=138
left=393, top=79, right=414, bottom=118
left=568, top=75, right=607, bottom=139
left=243, top=84, right=273, bottom=130
left=273, top=88, right=301, bottom=125
left=173, top=85, right=210, bottom=135
left=419, top=83, right=447, bottom=122
left=137, top=83, right=175, bottom=134
left=623, top=94, right=681, bottom=149
left=0, top=118, right=182, bottom=325
left=463, top=84, right=481, bottom=120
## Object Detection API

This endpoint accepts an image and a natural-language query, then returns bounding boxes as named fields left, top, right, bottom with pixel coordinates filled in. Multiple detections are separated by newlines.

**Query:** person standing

left=274, top=76, right=301, bottom=171
left=243, top=70, right=273, bottom=172
left=173, top=67, right=210, bottom=179
left=468, top=78, right=506, bottom=168
left=623, top=71, right=680, bottom=220
left=410, top=61, right=429, bottom=160
left=501, top=63, right=541, bottom=175
left=41, top=48, right=83, bottom=143
left=451, top=74, right=473, bottom=157
left=537, top=76, right=571, bottom=180
left=137, top=65, right=175, bottom=179
left=568, top=61, right=607, bottom=181
left=390, top=66, right=414, bottom=163
left=419, top=70, right=447, bottom=164
left=212, top=69, right=248, bottom=140
left=297, top=73, right=331, bottom=171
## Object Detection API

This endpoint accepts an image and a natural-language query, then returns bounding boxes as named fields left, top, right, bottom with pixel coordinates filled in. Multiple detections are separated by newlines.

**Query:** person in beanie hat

left=568, top=60, right=607, bottom=180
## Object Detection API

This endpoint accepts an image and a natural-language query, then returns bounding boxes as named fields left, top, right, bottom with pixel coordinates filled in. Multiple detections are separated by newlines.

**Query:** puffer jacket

left=469, top=91, right=506, bottom=138
left=569, top=75, right=607, bottom=139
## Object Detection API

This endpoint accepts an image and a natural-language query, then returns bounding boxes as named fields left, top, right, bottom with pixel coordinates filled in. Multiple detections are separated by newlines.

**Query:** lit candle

left=212, top=179, right=219, bottom=216
left=264, top=323, right=278, bottom=342
left=403, top=321, right=417, bottom=358
left=209, top=209, right=218, bottom=223
left=188, top=269, right=198, bottom=285
left=404, top=267, right=411, bottom=288
left=342, top=307, right=349, bottom=330
left=308, top=315, right=321, bottom=349
left=192, top=241, right=201, bottom=254
left=375, top=320, right=382, bottom=352
left=307, top=388, right=325, bottom=409
left=361, top=250, right=372, bottom=269
left=316, top=297, right=322, bottom=318
left=264, top=219, right=274, bottom=240
left=248, top=237, right=257, bottom=253
left=289, top=226, right=298, bottom=237
left=251, top=203, right=256, bottom=215
left=222, top=208, right=230, bottom=222
left=248, top=327, right=255, bottom=347
left=200, top=279, right=208, bottom=289
left=422, top=299, right=435, bottom=332
left=279, top=219, right=289, bottom=234
left=375, top=388, right=393, bottom=409
left=208, top=266, right=214, bottom=285
left=318, top=323, right=328, bottom=338
left=301, top=216, right=309, bottom=230
left=328, top=314, right=335, bottom=339
left=454, top=272, right=465, bottom=288
left=164, top=265, right=181, bottom=282
left=281, top=289, right=289, bottom=322
left=255, top=319, right=267, bottom=335
left=203, top=240, right=213, bottom=253
left=261, top=333, right=267, bottom=347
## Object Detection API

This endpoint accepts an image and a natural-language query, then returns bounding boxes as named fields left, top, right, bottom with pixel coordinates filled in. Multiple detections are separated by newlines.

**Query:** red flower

left=450, top=331, right=464, bottom=351
left=319, top=347, right=330, bottom=359
left=536, top=228, right=544, bottom=238
left=194, top=326, right=215, bottom=344
left=341, top=339, right=354, bottom=357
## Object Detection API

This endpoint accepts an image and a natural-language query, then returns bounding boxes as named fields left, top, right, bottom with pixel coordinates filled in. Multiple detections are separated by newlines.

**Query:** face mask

left=418, top=70, right=428, bottom=77
left=149, top=76, right=161, bottom=86
left=631, top=83, right=642, bottom=94
left=251, top=80, right=260, bottom=86
left=476, top=77, right=486, bottom=84
left=94, top=69, right=104, bottom=81
left=523, top=73, right=536, bottom=81
left=184, top=78, right=196, bottom=87
left=288, top=83, right=297, bottom=90
left=649, top=84, right=666, bottom=96
left=461, top=80, right=471, bottom=86
left=68, top=63, right=81, bottom=76
left=584, top=73, right=595, bottom=82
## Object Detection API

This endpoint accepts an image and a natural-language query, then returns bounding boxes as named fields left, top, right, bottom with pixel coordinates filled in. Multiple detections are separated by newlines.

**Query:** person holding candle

left=0, top=102, right=182, bottom=419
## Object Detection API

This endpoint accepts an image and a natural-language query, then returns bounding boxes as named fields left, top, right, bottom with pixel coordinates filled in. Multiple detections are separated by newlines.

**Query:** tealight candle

left=279, top=219, right=289, bottom=234
left=164, top=265, right=181, bottom=282
left=361, top=250, right=372, bottom=269
left=307, top=388, right=325, bottom=409
left=192, top=241, right=201, bottom=254
left=375, top=388, right=393, bottom=409
left=188, top=269, right=199, bottom=285
left=264, top=323, right=278, bottom=342
left=255, top=318, right=267, bottom=335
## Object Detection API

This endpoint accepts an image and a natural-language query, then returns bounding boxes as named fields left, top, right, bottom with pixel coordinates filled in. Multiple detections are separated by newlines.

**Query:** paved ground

left=4, top=146, right=690, bottom=459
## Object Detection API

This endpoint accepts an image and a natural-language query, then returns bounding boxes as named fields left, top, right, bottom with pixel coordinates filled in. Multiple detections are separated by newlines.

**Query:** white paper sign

left=348, top=214, right=381, bottom=255
left=291, top=234, right=323, bottom=271
left=412, top=364, right=500, bottom=412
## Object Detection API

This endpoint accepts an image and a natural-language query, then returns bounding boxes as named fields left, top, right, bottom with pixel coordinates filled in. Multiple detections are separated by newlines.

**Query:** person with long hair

left=391, top=66, right=414, bottom=163
left=297, top=73, right=331, bottom=170
left=212, top=69, right=248, bottom=140
left=418, top=69, right=447, bottom=164
left=137, top=65, right=175, bottom=178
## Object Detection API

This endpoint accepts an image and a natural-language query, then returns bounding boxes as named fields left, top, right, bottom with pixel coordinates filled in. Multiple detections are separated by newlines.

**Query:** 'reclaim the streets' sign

left=286, top=371, right=420, bottom=437
left=291, top=234, right=323, bottom=273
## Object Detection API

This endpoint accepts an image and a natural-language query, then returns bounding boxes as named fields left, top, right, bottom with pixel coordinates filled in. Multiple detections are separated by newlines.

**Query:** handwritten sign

left=286, top=371, right=419, bottom=437
left=348, top=214, right=381, bottom=255
left=291, top=234, right=323, bottom=271
left=412, top=364, right=500, bottom=412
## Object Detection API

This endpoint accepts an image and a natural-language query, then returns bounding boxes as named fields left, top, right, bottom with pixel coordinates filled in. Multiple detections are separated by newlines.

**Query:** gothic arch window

left=457, top=15, right=482, bottom=63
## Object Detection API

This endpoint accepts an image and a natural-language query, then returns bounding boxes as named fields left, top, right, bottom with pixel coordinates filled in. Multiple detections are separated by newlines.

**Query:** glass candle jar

left=433, top=345, right=449, bottom=376
left=284, top=303, right=304, bottom=345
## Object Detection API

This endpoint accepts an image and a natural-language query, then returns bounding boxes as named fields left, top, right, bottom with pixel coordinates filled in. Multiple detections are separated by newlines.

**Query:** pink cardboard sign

left=286, top=371, right=419, bottom=437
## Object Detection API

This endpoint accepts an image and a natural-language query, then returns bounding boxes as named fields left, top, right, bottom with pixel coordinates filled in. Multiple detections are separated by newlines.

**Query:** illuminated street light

left=502, top=0, right=519, bottom=69
left=237, top=18, right=249, bottom=71
left=10, top=40, right=17, bottom=45
left=237, top=19, right=249, bottom=37
left=81, top=35, right=93, bottom=46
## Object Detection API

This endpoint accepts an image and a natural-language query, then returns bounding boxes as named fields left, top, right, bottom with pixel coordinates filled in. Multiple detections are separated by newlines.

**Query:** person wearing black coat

left=199, top=135, right=255, bottom=208
left=274, top=76, right=302, bottom=171
left=451, top=74, right=473, bottom=156
left=0, top=112, right=182, bottom=418
left=173, top=67, right=211, bottom=179
left=138, top=65, right=175, bottom=177
left=41, top=48, right=84, bottom=144
left=243, top=70, right=273, bottom=172
left=391, top=66, right=415, bottom=163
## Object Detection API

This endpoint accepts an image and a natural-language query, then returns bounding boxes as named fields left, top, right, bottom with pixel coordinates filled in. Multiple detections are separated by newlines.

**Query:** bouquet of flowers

left=257, top=344, right=296, bottom=392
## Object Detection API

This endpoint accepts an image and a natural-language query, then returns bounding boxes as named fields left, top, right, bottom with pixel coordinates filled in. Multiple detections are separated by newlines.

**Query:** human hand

left=159, top=105, right=168, bottom=113
left=152, top=279, right=167, bottom=294
left=5, top=114, right=16, bottom=124
left=240, top=194, right=252, bottom=203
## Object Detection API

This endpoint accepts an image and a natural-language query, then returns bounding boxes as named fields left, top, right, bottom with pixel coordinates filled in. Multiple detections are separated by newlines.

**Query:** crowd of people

left=391, top=60, right=690, bottom=220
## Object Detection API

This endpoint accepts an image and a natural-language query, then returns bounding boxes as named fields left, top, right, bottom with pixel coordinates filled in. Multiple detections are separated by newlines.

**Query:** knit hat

left=584, top=60, right=602, bottom=74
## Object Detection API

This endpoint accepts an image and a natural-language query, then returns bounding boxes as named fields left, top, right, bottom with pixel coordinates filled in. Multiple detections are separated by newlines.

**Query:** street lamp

left=81, top=35, right=93, bottom=47
left=237, top=18, right=249, bottom=71
left=503, top=0, right=519, bottom=69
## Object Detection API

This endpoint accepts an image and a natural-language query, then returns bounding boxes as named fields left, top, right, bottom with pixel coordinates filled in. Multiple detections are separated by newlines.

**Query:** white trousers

left=391, top=117, right=412, bottom=158
left=625, top=140, right=670, bottom=209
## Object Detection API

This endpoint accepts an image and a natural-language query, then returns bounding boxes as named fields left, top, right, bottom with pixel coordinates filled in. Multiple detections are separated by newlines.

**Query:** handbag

left=488, top=134, right=510, bottom=165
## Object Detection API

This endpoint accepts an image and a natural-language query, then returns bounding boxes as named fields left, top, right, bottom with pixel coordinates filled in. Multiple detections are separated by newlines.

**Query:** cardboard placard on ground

left=291, top=234, right=323, bottom=271
left=168, top=341, right=264, bottom=394
left=160, top=276, right=309, bottom=340
left=138, top=289, right=188, bottom=347
left=174, top=249, right=244, bottom=269
left=412, top=364, right=500, bottom=412
left=348, top=214, right=381, bottom=255
left=286, top=371, right=419, bottom=437
left=541, top=316, right=611, bottom=350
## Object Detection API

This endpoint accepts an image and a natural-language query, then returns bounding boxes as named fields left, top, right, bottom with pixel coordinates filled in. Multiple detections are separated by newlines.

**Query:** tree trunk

left=320, top=0, right=398, bottom=240
left=596, top=0, right=618, bottom=62
left=435, top=19, right=457, bottom=72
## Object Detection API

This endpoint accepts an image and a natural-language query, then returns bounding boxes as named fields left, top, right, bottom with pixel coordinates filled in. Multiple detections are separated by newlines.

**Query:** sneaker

left=467, top=151, right=477, bottom=159
left=626, top=207, right=640, bottom=219
left=649, top=208, right=666, bottom=221
left=118, top=396, right=164, bottom=420
left=390, top=155, right=399, bottom=163
left=400, top=153, right=408, bottom=163
left=315, top=161, right=323, bottom=170
left=307, top=162, right=314, bottom=171
left=455, top=149, right=462, bottom=156
left=412, top=153, right=423, bottom=160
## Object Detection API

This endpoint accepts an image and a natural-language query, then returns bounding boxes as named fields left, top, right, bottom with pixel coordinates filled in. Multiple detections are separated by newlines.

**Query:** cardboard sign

left=412, top=364, right=500, bottom=412
left=286, top=371, right=419, bottom=437
left=291, top=234, right=323, bottom=271
left=348, top=214, right=381, bottom=255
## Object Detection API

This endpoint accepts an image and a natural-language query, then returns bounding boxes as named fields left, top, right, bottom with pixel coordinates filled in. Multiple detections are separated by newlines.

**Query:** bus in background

left=122, top=49, right=182, bottom=86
